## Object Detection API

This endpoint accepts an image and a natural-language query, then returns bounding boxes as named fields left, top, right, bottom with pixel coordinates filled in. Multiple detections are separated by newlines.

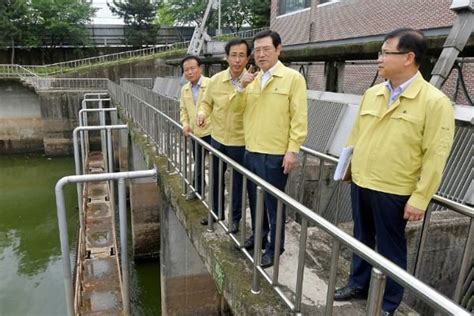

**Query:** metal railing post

left=412, top=207, right=433, bottom=276
left=118, top=178, right=130, bottom=315
left=240, top=176, right=248, bottom=244
left=252, top=186, right=265, bottom=294
left=294, top=217, right=308, bottom=312
left=218, top=159, right=224, bottom=221
left=325, top=239, right=341, bottom=315
left=366, top=268, right=386, bottom=315
left=454, top=218, right=474, bottom=302
left=228, top=168, right=234, bottom=233
left=208, top=151, right=215, bottom=232
left=182, top=135, right=188, bottom=195
left=272, top=201, right=284, bottom=283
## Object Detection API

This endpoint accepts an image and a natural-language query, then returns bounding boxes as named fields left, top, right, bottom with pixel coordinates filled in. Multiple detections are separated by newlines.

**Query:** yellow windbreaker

left=179, top=76, right=211, bottom=138
left=241, top=61, right=308, bottom=154
left=347, top=73, right=455, bottom=210
left=198, top=69, right=245, bottom=146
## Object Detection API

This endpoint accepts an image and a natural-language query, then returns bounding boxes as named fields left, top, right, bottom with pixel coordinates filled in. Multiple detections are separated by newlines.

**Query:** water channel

left=0, top=154, right=160, bottom=315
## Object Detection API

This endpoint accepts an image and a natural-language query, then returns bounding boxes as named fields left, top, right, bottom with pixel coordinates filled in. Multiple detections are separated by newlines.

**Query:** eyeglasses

left=378, top=50, right=410, bottom=57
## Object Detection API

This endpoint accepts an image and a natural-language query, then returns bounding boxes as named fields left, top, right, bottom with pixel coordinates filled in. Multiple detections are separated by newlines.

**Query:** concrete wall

left=129, top=141, right=160, bottom=260
left=0, top=80, right=44, bottom=153
left=37, top=90, right=109, bottom=155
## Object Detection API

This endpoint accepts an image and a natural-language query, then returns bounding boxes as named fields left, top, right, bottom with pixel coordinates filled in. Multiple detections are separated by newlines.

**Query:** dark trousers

left=348, top=183, right=409, bottom=313
left=191, top=135, right=211, bottom=195
left=211, top=138, right=245, bottom=223
left=244, top=151, right=288, bottom=255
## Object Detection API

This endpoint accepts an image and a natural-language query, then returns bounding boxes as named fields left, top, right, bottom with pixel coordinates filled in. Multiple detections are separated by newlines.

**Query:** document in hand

left=333, top=146, right=353, bottom=181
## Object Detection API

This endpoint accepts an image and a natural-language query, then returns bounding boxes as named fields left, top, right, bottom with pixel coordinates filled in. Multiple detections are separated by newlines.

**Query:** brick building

left=269, top=0, right=473, bottom=105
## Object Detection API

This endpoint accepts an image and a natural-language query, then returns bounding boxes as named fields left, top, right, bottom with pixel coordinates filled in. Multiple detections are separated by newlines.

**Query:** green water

left=0, top=154, right=160, bottom=315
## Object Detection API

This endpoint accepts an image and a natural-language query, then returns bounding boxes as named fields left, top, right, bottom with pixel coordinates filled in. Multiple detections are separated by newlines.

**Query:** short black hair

left=225, top=38, right=251, bottom=57
left=181, top=55, right=202, bottom=69
left=384, top=28, right=427, bottom=66
left=253, top=30, right=282, bottom=48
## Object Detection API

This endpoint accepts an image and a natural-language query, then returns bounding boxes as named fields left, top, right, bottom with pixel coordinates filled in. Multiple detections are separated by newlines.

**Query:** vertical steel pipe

left=54, top=181, right=74, bottom=316
left=251, top=186, right=265, bottom=294
left=366, top=268, right=386, bottom=315
left=208, top=152, right=215, bottom=232
left=118, top=178, right=130, bottom=315
left=272, top=201, right=284, bottom=283
left=325, top=239, right=341, bottom=315
left=228, top=168, right=234, bottom=233
left=294, top=217, right=308, bottom=312
left=412, top=208, right=432, bottom=276
left=454, top=218, right=474, bottom=303
left=218, top=159, right=224, bottom=221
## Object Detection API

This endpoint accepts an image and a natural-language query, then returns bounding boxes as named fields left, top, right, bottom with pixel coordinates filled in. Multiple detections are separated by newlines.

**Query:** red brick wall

left=441, top=60, right=474, bottom=106
left=271, top=0, right=456, bottom=45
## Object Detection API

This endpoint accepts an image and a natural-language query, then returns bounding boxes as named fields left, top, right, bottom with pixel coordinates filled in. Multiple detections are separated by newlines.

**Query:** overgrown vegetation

left=0, top=0, right=96, bottom=64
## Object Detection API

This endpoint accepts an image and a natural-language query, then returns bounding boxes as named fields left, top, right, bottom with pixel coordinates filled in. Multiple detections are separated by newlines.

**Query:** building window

left=318, top=0, right=339, bottom=7
left=279, top=0, right=311, bottom=15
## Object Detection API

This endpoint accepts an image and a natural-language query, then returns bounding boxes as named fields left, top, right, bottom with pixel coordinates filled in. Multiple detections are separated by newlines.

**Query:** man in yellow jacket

left=334, top=28, right=455, bottom=316
left=179, top=55, right=211, bottom=200
left=196, top=39, right=250, bottom=233
left=240, top=30, right=308, bottom=268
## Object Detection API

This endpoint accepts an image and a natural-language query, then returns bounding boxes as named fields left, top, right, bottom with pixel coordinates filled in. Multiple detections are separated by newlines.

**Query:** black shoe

left=200, top=217, right=216, bottom=226
left=381, top=310, right=394, bottom=316
left=261, top=254, right=274, bottom=269
left=230, top=222, right=239, bottom=234
left=334, top=285, right=368, bottom=301
left=243, top=237, right=267, bottom=251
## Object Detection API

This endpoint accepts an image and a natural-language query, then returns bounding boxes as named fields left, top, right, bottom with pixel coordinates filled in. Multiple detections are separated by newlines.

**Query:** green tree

left=108, top=0, right=160, bottom=47
left=28, top=0, right=96, bottom=46
left=28, top=0, right=96, bottom=63
left=165, top=0, right=270, bottom=33
left=247, top=0, right=270, bottom=28
left=155, top=1, right=175, bottom=26
left=0, top=0, right=30, bottom=63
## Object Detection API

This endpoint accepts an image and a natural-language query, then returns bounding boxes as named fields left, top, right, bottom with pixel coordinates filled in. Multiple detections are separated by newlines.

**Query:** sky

left=89, top=0, right=124, bottom=25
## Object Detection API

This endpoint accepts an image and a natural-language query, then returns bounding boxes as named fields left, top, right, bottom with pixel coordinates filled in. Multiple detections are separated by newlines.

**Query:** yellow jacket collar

left=375, top=72, right=424, bottom=100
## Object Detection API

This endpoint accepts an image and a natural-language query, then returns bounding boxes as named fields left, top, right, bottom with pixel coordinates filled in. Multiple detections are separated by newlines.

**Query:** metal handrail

left=0, top=27, right=268, bottom=78
left=107, top=79, right=471, bottom=315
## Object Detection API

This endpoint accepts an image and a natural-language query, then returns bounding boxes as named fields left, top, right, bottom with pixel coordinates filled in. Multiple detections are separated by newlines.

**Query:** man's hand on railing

left=183, top=126, right=192, bottom=137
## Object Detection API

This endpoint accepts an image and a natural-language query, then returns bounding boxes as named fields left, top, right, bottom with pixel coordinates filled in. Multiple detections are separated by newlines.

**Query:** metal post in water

left=251, top=186, right=264, bottom=294
left=99, top=100, right=106, bottom=159
left=366, top=268, right=386, bottom=315
left=118, top=178, right=130, bottom=315
left=72, top=128, right=84, bottom=226
left=54, top=180, right=75, bottom=316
